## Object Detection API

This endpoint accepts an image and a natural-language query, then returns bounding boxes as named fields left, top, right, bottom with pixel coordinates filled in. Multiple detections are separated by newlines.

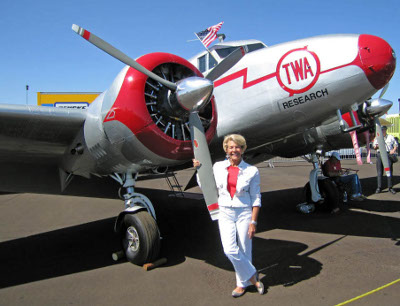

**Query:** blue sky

left=1, top=0, right=399, bottom=114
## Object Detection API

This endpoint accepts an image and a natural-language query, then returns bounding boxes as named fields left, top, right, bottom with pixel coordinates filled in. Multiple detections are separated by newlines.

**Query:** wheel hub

left=126, top=226, right=140, bottom=252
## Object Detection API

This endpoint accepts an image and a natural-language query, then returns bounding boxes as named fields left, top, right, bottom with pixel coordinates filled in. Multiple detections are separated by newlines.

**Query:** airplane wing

left=0, top=104, right=86, bottom=163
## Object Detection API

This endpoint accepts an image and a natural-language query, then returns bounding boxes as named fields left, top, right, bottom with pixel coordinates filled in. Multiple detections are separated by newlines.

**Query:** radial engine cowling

left=84, top=53, right=217, bottom=173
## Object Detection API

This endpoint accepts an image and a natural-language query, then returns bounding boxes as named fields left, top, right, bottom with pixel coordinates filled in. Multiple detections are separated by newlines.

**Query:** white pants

left=218, top=206, right=256, bottom=287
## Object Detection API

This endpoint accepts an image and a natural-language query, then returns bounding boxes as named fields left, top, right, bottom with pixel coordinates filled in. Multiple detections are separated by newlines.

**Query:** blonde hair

left=223, top=134, right=247, bottom=153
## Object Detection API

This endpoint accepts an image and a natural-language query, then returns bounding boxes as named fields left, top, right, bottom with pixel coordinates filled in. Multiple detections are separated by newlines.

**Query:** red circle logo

left=276, top=47, right=321, bottom=96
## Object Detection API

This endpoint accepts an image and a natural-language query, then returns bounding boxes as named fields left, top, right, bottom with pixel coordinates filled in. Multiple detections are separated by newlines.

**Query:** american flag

left=196, top=22, right=224, bottom=48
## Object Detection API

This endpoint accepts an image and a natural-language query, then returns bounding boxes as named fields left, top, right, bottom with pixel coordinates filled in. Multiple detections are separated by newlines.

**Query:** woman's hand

left=192, top=159, right=201, bottom=168
left=248, top=223, right=256, bottom=239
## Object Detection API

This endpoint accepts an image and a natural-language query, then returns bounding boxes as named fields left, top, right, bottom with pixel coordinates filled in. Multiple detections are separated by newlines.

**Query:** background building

left=37, top=92, right=101, bottom=109
left=386, top=114, right=399, bottom=139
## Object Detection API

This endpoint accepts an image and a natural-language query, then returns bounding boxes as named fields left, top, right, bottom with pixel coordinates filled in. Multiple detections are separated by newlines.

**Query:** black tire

left=121, top=211, right=161, bottom=265
left=304, top=179, right=340, bottom=212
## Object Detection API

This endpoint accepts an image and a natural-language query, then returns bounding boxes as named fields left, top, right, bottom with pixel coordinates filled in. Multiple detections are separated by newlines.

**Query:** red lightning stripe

left=213, top=63, right=355, bottom=90
left=214, top=68, right=276, bottom=89
left=213, top=54, right=356, bottom=91
left=320, top=63, right=353, bottom=75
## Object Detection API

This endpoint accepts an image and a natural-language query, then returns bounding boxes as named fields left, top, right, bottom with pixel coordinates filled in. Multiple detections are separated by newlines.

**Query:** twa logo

left=276, top=47, right=320, bottom=96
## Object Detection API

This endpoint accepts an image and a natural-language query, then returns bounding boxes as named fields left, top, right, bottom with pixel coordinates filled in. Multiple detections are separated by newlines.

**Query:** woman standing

left=193, top=134, right=264, bottom=297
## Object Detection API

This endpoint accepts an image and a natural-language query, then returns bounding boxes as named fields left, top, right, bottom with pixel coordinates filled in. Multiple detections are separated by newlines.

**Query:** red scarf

left=227, top=166, right=239, bottom=199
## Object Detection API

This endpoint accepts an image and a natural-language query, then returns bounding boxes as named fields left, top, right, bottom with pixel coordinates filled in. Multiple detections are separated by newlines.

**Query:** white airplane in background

left=0, top=24, right=395, bottom=265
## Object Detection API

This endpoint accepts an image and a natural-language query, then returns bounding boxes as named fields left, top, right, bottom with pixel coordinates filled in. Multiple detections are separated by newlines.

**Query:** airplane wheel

left=304, top=179, right=339, bottom=212
left=121, top=211, right=160, bottom=265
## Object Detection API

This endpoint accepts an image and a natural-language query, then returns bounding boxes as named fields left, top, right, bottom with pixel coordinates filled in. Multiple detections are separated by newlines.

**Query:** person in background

left=373, top=126, right=397, bottom=194
left=193, top=134, right=264, bottom=298
left=323, top=152, right=365, bottom=202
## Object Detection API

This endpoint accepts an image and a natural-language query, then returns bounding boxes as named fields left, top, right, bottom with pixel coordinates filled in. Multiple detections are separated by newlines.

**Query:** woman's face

left=226, top=140, right=243, bottom=163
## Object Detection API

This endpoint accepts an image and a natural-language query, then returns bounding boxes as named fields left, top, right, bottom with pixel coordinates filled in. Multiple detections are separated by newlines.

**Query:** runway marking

left=335, top=278, right=400, bottom=305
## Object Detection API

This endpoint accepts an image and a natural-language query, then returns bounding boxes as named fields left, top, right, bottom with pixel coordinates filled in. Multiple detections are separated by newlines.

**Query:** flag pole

left=194, top=32, right=213, bottom=55
left=26, top=85, right=29, bottom=105
left=194, top=22, right=224, bottom=63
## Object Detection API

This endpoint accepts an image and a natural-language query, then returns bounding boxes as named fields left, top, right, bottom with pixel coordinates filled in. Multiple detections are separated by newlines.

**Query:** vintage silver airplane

left=0, top=25, right=395, bottom=265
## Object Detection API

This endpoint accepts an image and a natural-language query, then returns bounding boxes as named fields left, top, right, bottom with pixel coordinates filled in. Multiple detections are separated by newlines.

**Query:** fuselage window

left=198, top=54, right=206, bottom=72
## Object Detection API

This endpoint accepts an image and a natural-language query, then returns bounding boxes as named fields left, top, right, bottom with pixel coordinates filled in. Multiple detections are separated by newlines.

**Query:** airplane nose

left=358, top=34, right=396, bottom=90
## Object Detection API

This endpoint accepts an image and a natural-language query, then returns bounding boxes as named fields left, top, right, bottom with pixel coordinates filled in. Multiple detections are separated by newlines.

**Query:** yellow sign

left=37, top=92, right=101, bottom=109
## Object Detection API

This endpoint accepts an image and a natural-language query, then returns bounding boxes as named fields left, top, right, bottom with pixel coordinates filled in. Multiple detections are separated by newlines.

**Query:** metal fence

left=269, top=148, right=377, bottom=163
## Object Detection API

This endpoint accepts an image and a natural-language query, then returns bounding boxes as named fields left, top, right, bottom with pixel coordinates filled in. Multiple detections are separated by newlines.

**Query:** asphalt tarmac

left=0, top=160, right=399, bottom=305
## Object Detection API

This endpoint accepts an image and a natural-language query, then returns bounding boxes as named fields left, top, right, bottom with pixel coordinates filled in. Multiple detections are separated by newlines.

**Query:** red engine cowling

left=101, top=52, right=217, bottom=162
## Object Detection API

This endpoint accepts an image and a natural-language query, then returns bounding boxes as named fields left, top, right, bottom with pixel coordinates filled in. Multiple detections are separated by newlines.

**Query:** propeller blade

left=72, top=24, right=177, bottom=91
left=379, top=83, right=389, bottom=99
left=189, top=112, right=219, bottom=220
left=374, top=117, right=391, bottom=177
left=205, top=46, right=248, bottom=81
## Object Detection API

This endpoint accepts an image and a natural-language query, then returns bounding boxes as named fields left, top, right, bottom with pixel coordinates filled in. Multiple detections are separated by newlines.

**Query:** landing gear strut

left=112, top=172, right=161, bottom=265
left=299, top=152, right=340, bottom=213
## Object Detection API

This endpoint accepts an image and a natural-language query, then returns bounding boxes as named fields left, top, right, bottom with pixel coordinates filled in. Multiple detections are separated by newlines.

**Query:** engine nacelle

left=82, top=53, right=217, bottom=175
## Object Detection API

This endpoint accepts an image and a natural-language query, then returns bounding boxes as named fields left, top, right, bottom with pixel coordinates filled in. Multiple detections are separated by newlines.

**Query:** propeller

left=72, top=24, right=177, bottom=91
left=372, top=84, right=392, bottom=176
left=205, top=46, right=248, bottom=81
left=72, top=24, right=238, bottom=220
left=374, top=117, right=391, bottom=176
left=347, top=83, right=391, bottom=165
left=379, top=83, right=389, bottom=99
left=189, top=112, right=219, bottom=219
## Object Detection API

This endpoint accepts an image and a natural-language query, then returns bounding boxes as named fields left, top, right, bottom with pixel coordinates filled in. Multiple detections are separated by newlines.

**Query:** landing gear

left=298, top=151, right=339, bottom=213
left=112, top=172, right=161, bottom=265
left=304, top=179, right=340, bottom=212
left=122, top=211, right=160, bottom=265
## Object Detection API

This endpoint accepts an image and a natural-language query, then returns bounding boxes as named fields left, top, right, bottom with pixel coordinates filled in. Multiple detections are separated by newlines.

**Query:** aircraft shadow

left=1, top=175, right=399, bottom=289
left=0, top=217, right=121, bottom=289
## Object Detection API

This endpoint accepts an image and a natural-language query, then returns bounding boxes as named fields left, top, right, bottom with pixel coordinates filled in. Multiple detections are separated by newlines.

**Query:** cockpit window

left=247, top=43, right=265, bottom=52
left=198, top=53, right=218, bottom=72
left=198, top=54, right=206, bottom=72
left=215, top=47, right=239, bottom=59
left=196, top=43, right=266, bottom=73
left=209, top=54, right=218, bottom=69
left=215, top=43, right=265, bottom=59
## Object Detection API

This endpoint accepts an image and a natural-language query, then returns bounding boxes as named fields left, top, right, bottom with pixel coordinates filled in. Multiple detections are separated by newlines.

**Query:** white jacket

left=213, top=159, right=261, bottom=208
left=373, top=134, right=398, bottom=152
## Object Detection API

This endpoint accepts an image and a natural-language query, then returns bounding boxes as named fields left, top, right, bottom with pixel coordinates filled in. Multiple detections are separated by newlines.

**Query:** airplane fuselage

left=209, top=34, right=394, bottom=158
left=63, top=34, right=395, bottom=177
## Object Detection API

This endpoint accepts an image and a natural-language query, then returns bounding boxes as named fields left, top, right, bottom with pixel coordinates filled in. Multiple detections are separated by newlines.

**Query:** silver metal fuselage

left=71, top=34, right=394, bottom=176
left=209, top=34, right=377, bottom=157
